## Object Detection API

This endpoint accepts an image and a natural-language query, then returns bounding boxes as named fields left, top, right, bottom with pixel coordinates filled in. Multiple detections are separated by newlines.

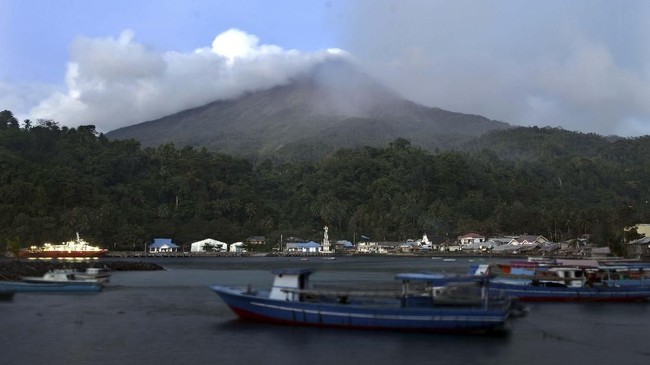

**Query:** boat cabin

left=394, top=273, right=494, bottom=307
left=43, top=271, right=77, bottom=281
left=269, top=268, right=313, bottom=301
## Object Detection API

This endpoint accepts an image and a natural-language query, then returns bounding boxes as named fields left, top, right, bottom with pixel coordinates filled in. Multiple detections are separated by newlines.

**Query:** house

left=334, top=240, right=354, bottom=251
left=421, top=233, right=448, bottom=251
left=638, top=224, right=650, bottom=237
left=356, top=241, right=397, bottom=254
left=399, top=240, right=420, bottom=253
left=461, top=240, right=499, bottom=252
left=190, top=238, right=228, bottom=252
left=491, top=243, right=520, bottom=254
left=513, top=235, right=549, bottom=245
left=625, top=224, right=650, bottom=239
left=491, top=237, right=516, bottom=246
left=356, top=241, right=380, bottom=253
left=418, top=233, right=445, bottom=251
left=247, top=236, right=266, bottom=245
left=458, top=233, right=486, bottom=246
left=627, top=237, right=650, bottom=257
left=149, top=238, right=179, bottom=253
left=285, top=241, right=321, bottom=253
left=229, top=241, right=246, bottom=253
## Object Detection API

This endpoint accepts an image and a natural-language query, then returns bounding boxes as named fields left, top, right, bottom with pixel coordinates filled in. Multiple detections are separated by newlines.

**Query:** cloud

left=28, top=28, right=348, bottom=132
left=338, top=0, right=650, bottom=137
left=0, top=81, right=60, bottom=122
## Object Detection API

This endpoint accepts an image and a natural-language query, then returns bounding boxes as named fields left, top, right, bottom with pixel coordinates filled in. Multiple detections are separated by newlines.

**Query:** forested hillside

left=106, top=60, right=509, bottom=163
left=2, top=110, right=649, bottom=254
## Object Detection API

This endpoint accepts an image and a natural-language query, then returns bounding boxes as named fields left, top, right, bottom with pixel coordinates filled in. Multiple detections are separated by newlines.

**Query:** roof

left=394, top=273, right=491, bottom=285
left=491, top=243, right=533, bottom=252
left=458, top=233, right=485, bottom=239
left=150, top=238, right=179, bottom=248
left=629, top=237, right=650, bottom=244
left=336, top=240, right=354, bottom=247
left=461, top=241, right=498, bottom=250
left=287, top=241, right=321, bottom=248
left=515, top=235, right=547, bottom=244
left=191, top=238, right=227, bottom=245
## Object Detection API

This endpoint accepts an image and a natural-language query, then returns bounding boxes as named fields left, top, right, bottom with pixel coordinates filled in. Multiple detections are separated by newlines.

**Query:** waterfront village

left=117, top=223, right=650, bottom=260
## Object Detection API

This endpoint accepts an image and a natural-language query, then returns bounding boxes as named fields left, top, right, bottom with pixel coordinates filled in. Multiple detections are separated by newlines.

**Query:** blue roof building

left=285, top=241, right=322, bottom=253
left=149, top=238, right=179, bottom=253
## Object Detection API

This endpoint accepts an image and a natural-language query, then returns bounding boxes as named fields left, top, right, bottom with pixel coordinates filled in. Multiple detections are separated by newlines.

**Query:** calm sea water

left=2, top=256, right=649, bottom=365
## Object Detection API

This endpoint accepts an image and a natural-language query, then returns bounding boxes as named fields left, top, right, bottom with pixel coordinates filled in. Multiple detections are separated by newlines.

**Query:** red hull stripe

left=228, top=307, right=503, bottom=334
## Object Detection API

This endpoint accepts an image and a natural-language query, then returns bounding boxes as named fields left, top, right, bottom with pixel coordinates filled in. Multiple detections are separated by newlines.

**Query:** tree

left=5, top=238, right=22, bottom=259
left=0, top=110, right=19, bottom=129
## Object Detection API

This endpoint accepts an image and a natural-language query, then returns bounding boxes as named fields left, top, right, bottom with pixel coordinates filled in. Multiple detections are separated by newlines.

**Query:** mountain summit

left=106, top=60, right=510, bottom=161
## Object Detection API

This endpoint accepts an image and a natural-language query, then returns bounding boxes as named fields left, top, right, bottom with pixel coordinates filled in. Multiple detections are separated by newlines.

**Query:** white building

left=190, top=238, right=228, bottom=252
left=458, top=233, right=486, bottom=246
left=229, top=241, right=246, bottom=253
left=149, top=238, right=179, bottom=253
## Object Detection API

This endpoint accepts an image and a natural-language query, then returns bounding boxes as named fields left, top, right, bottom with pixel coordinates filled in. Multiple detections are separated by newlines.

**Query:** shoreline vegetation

left=1, top=113, right=649, bottom=257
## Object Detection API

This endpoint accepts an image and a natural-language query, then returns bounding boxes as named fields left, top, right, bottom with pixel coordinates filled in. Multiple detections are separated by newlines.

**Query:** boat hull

left=488, top=282, right=650, bottom=302
left=0, top=281, right=103, bottom=293
left=211, top=286, right=509, bottom=334
left=19, top=250, right=108, bottom=258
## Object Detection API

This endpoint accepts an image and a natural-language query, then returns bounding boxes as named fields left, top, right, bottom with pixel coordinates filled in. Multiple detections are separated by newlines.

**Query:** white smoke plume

left=29, top=28, right=348, bottom=132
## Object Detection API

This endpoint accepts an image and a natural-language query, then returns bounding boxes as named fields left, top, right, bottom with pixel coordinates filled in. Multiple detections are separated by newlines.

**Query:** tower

left=322, top=226, right=331, bottom=253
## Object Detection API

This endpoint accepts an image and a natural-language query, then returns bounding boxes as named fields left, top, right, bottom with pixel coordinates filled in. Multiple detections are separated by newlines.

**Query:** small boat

left=18, top=271, right=105, bottom=292
left=71, top=267, right=111, bottom=285
left=471, top=264, right=650, bottom=302
left=210, top=268, right=517, bottom=334
left=442, top=258, right=456, bottom=262
left=19, top=233, right=108, bottom=258
left=1, top=276, right=103, bottom=293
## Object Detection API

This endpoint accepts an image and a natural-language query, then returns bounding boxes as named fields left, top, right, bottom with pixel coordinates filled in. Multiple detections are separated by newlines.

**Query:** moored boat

left=21, top=270, right=105, bottom=290
left=1, top=271, right=104, bottom=293
left=210, top=268, right=517, bottom=334
left=471, top=263, right=650, bottom=302
left=19, top=233, right=108, bottom=259
left=0, top=280, right=103, bottom=293
left=74, top=267, right=111, bottom=284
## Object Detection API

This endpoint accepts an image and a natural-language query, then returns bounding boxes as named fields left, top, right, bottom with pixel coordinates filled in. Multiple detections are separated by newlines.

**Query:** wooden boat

left=1, top=275, right=103, bottom=292
left=18, top=271, right=105, bottom=292
left=0, top=281, right=102, bottom=293
left=210, top=268, right=518, bottom=334
left=50, top=267, right=112, bottom=284
left=471, top=263, right=650, bottom=302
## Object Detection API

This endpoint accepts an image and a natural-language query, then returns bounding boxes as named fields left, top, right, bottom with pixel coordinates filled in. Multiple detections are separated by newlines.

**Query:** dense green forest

left=1, top=110, right=649, bottom=254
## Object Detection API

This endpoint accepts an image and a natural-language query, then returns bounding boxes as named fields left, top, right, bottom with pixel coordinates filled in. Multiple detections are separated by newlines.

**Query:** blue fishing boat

left=0, top=271, right=104, bottom=293
left=471, top=264, right=650, bottom=302
left=210, top=268, right=518, bottom=334
left=0, top=280, right=103, bottom=293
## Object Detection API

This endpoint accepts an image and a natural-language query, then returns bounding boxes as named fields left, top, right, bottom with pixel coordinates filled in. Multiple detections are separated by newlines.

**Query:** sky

left=1, top=0, right=649, bottom=137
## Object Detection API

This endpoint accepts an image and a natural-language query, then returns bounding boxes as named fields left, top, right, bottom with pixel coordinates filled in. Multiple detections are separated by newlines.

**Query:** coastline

left=0, top=260, right=164, bottom=281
